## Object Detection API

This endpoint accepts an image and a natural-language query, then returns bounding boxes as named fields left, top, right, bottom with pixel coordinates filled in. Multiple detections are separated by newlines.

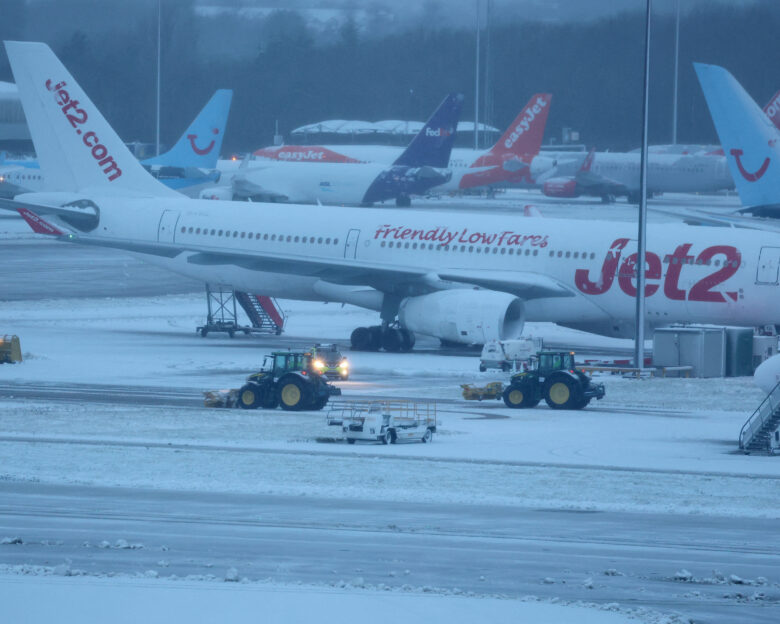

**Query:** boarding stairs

left=235, top=292, right=285, bottom=335
left=740, top=380, right=780, bottom=455
left=197, top=285, right=284, bottom=337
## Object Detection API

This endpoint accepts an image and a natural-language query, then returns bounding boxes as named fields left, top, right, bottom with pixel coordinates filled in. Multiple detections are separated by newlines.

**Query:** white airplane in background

left=249, top=94, right=557, bottom=193
left=4, top=41, right=780, bottom=358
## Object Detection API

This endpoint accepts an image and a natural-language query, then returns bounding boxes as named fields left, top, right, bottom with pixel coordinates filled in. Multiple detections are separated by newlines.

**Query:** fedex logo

left=426, top=127, right=452, bottom=138
left=575, top=238, right=741, bottom=303
left=45, top=78, right=122, bottom=182
left=504, top=96, right=548, bottom=149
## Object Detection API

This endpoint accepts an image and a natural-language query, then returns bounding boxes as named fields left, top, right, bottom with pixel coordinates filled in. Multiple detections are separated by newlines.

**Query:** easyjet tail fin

left=695, top=63, right=780, bottom=209
left=4, top=41, right=178, bottom=197
left=488, top=94, right=552, bottom=158
left=143, top=89, right=232, bottom=169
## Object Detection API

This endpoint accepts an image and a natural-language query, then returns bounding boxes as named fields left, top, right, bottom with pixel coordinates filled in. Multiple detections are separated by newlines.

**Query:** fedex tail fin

left=4, top=41, right=178, bottom=197
left=763, top=89, right=780, bottom=131
left=393, top=93, right=463, bottom=168
left=488, top=94, right=552, bottom=158
left=143, top=89, right=232, bottom=169
left=695, top=63, right=780, bottom=208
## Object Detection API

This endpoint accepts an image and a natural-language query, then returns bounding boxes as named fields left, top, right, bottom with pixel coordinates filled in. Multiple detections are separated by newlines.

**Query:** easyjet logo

left=279, top=150, right=325, bottom=161
left=187, top=128, right=219, bottom=155
left=504, top=96, right=548, bottom=149
left=730, top=148, right=770, bottom=182
left=45, top=78, right=122, bottom=182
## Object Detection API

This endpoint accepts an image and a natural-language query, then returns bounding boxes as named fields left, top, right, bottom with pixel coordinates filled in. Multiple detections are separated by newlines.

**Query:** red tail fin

left=489, top=93, right=552, bottom=157
left=763, top=89, right=780, bottom=131
left=17, top=207, right=63, bottom=235
left=579, top=148, right=596, bottom=173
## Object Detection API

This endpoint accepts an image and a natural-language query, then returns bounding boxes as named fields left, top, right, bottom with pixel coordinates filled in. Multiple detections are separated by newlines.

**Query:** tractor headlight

left=313, top=359, right=325, bottom=369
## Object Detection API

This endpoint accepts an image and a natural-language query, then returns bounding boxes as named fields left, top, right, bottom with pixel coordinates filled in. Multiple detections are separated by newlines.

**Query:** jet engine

left=398, top=289, right=525, bottom=344
left=542, top=178, right=579, bottom=198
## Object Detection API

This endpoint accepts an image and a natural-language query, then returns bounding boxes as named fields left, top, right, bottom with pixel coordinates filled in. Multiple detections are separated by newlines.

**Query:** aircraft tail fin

left=763, top=89, right=780, bottom=131
left=488, top=94, right=552, bottom=158
left=579, top=147, right=596, bottom=173
left=695, top=63, right=780, bottom=208
left=393, top=93, right=463, bottom=168
left=143, top=89, right=232, bottom=169
left=4, top=41, right=178, bottom=197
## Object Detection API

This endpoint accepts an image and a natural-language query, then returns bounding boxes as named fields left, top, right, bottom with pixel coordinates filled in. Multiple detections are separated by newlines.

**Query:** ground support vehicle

left=479, top=337, right=542, bottom=372
left=327, top=401, right=437, bottom=444
left=0, top=335, right=22, bottom=364
left=461, top=382, right=504, bottom=401
left=311, top=344, right=349, bottom=380
left=502, top=350, right=605, bottom=410
left=237, top=350, right=341, bottom=411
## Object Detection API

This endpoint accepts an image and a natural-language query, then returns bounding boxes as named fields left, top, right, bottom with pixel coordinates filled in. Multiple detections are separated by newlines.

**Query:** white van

left=479, top=337, right=542, bottom=372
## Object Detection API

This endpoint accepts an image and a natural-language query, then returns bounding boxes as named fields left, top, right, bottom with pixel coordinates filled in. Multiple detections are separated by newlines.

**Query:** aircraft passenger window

left=565, top=251, right=570, bottom=258
left=233, top=231, right=239, bottom=238
left=508, top=249, right=513, bottom=255
left=210, top=229, right=215, bottom=235
left=404, top=242, right=409, bottom=249
left=318, top=237, right=323, bottom=244
left=714, top=260, right=721, bottom=266
left=197, top=228, right=202, bottom=234
left=294, top=236, right=299, bottom=243
left=218, top=230, right=223, bottom=236
left=286, top=235, right=292, bottom=242
left=500, top=248, right=506, bottom=255
left=334, top=239, right=339, bottom=245
left=412, top=243, right=418, bottom=249
left=389, top=241, right=394, bottom=248
left=557, top=251, right=563, bottom=258
left=180, top=227, right=186, bottom=233
left=493, top=248, right=498, bottom=254
left=534, top=250, right=539, bottom=256
left=326, top=238, right=331, bottom=244
left=240, top=232, right=246, bottom=238
left=301, top=236, right=307, bottom=243
left=468, top=246, right=474, bottom=253
left=381, top=241, right=386, bottom=247
left=476, top=247, right=481, bottom=253
left=589, top=252, right=594, bottom=259
left=573, top=252, right=579, bottom=258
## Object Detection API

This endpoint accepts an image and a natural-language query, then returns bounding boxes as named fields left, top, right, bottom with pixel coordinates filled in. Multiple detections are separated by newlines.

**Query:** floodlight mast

left=635, top=0, right=653, bottom=370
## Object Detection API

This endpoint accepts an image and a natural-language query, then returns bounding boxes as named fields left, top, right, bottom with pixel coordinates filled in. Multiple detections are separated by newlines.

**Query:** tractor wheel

left=238, top=384, right=261, bottom=410
left=543, top=375, right=582, bottom=410
left=576, top=396, right=591, bottom=409
left=350, top=327, right=371, bottom=351
left=502, top=385, right=535, bottom=409
left=311, top=395, right=329, bottom=411
left=278, top=377, right=311, bottom=411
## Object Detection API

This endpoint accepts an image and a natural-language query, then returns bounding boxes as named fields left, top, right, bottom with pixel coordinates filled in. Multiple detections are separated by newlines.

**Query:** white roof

left=292, top=118, right=499, bottom=136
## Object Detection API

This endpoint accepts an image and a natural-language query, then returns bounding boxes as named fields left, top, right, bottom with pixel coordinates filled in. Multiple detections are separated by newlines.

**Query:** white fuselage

left=70, top=195, right=780, bottom=337
left=549, top=151, right=734, bottom=194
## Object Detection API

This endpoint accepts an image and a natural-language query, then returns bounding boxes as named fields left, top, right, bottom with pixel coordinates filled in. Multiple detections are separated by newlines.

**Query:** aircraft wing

left=231, top=170, right=289, bottom=202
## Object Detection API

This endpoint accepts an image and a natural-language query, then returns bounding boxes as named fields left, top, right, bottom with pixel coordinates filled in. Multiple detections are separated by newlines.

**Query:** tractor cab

left=265, top=351, right=315, bottom=376
left=536, top=351, right=575, bottom=375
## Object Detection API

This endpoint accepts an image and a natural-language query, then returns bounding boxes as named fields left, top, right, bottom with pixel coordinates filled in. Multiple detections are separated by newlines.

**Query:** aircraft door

left=344, top=228, right=360, bottom=259
left=756, top=247, right=780, bottom=284
left=157, top=210, right=180, bottom=243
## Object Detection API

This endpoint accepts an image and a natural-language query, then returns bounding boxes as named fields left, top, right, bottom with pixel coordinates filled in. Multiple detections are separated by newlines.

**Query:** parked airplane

left=539, top=145, right=733, bottom=203
left=215, top=94, right=463, bottom=207
left=0, top=89, right=232, bottom=199
left=4, top=42, right=780, bottom=354
left=250, top=94, right=555, bottom=193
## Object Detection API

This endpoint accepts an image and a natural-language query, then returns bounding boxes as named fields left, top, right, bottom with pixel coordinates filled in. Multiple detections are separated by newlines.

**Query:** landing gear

left=350, top=325, right=415, bottom=352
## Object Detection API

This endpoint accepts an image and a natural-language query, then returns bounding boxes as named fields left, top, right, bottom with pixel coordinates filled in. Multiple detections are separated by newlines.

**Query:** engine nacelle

left=398, top=289, right=525, bottom=345
left=542, top=178, right=579, bottom=198
left=754, top=353, right=780, bottom=394
left=199, top=186, right=233, bottom=201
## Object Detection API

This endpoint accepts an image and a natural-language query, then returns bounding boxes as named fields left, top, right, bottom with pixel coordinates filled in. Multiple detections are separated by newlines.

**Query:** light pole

left=474, top=0, right=481, bottom=151
left=635, top=0, right=653, bottom=370
left=672, top=0, right=680, bottom=144
left=155, top=0, right=161, bottom=156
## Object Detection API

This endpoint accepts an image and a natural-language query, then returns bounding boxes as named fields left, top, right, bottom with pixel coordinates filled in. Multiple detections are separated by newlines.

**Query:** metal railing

left=740, top=380, right=780, bottom=450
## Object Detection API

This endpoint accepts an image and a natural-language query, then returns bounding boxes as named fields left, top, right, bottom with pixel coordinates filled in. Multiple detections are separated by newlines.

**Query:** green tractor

left=238, top=350, right=342, bottom=411
left=502, top=350, right=605, bottom=410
